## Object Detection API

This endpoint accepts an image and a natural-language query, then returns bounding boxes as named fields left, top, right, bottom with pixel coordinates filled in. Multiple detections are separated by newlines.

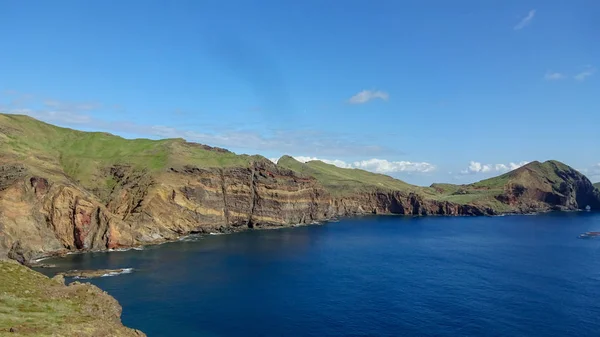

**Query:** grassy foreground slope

left=0, top=260, right=144, bottom=336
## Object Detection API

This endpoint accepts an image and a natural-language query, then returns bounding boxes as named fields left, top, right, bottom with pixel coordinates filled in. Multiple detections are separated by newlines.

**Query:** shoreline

left=27, top=209, right=598, bottom=266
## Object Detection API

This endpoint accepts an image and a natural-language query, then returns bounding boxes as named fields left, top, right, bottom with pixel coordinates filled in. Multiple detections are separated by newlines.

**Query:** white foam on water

left=101, top=268, right=134, bottom=277
left=178, top=234, right=204, bottom=242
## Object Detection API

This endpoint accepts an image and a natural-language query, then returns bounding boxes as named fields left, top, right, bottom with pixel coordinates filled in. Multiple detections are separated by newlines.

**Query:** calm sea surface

left=39, top=213, right=600, bottom=337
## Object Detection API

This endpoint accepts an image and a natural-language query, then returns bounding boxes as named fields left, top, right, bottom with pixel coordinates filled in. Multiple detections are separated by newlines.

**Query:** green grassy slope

left=594, top=182, right=600, bottom=189
left=278, top=156, right=587, bottom=211
left=279, top=155, right=410, bottom=191
left=0, top=260, right=143, bottom=336
left=2, top=113, right=593, bottom=211
left=470, top=161, right=568, bottom=189
left=277, top=155, right=438, bottom=196
left=0, top=113, right=268, bottom=187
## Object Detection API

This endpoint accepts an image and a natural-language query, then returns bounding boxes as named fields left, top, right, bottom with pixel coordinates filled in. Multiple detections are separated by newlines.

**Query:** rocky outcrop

left=0, top=259, right=144, bottom=336
left=494, top=161, right=600, bottom=212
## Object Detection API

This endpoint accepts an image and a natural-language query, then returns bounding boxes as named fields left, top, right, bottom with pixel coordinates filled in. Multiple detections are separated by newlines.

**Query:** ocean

left=38, top=212, right=600, bottom=336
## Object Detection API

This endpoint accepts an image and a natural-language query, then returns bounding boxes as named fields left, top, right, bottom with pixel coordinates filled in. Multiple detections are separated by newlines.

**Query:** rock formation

left=1, top=113, right=599, bottom=263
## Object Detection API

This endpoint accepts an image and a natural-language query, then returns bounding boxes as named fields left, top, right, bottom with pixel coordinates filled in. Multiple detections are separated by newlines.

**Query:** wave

left=178, top=234, right=204, bottom=242
left=71, top=268, right=134, bottom=279
left=101, top=268, right=134, bottom=277
left=107, top=246, right=144, bottom=252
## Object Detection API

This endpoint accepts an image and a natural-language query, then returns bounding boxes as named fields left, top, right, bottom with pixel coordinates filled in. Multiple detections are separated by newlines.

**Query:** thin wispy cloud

left=544, top=72, right=566, bottom=81
left=588, top=163, right=600, bottom=177
left=0, top=93, right=400, bottom=158
left=460, top=161, right=529, bottom=175
left=574, top=66, right=596, bottom=81
left=290, top=156, right=436, bottom=174
left=43, top=99, right=101, bottom=112
left=514, top=10, right=536, bottom=30
left=348, top=90, right=389, bottom=104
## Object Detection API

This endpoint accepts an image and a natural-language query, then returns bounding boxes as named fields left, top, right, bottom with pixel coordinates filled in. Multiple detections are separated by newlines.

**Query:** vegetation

left=2, top=113, right=592, bottom=211
left=277, top=155, right=432, bottom=196
left=594, top=182, right=600, bottom=190
left=275, top=155, right=592, bottom=210
left=0, top=113, right=262, bottom=188
left=0, top=260, right=142, bottom=336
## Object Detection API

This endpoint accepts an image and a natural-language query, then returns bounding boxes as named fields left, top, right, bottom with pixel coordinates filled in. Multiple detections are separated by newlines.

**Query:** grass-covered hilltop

left=594, top=182, right=600, bottom=190
left=1, top=113, right=599, bottom=263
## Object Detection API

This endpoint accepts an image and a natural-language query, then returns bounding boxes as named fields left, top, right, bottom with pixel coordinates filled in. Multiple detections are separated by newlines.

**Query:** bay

left=39, top=212, right=600, bottom=336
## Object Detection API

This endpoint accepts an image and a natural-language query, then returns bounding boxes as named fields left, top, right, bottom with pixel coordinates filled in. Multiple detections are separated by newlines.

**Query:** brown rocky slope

left=1, top=113, right=599, bottom=263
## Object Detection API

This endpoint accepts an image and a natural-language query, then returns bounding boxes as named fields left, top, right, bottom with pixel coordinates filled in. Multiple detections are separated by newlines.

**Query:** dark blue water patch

left=38, top=212, right=600, bottom=337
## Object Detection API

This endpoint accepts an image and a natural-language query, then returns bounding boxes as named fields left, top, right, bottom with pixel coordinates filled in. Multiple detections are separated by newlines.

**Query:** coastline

left=28, top=209, right=597, bottom=266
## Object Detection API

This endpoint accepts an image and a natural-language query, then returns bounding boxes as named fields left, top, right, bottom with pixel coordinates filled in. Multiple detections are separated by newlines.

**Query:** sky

left=0, top=0, right=599, bottom=186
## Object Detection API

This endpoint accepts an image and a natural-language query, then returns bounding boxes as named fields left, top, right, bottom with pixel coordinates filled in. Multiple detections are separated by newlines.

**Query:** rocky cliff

left=1, top=114, right=599, bottom=263
left=0, top=259, right=144, bottom=336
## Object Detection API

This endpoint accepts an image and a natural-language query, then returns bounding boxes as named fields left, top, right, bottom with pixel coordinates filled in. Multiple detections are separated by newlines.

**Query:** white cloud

left=293, top=156, right=353, bottom=168
left=589, top=163, right=600, bottom=177
left=292, top=156, right=435, bottom=174
left=348, top=90, right=389, bottom=104
left=514, top=9, right=536, bottom=30
left=544, top=72, right=566, bottom=80
left=43, top=100, right=100, bottom=112
left=574, top=66, right=596, bottom=81
left=353, top=158, right=435, bottom=173
left=461, top=161, right=529, bottom=175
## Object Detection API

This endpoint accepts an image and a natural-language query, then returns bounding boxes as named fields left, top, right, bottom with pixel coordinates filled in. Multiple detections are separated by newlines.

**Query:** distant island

left=1, top=113, right=599, bottom=264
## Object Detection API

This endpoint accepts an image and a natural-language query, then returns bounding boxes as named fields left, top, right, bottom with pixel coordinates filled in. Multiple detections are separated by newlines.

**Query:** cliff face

left=0, top=259, right=145, bottom=336
left=1, top=114, right=599, bottom=262
left=0, top=161, right=495, bottom=262
left=327, top=191, right=495, bottom=216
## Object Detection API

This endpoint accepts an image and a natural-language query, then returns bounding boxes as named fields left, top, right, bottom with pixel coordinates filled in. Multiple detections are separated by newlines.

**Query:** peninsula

left=1, top=113, right=599, bottom=263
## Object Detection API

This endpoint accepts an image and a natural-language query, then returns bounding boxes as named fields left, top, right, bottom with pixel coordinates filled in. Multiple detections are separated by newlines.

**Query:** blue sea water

left=39, top=213, right=600, bottom=337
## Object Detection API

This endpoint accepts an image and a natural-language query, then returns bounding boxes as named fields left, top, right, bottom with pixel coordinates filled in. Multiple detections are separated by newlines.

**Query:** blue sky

left=1, top=0, right=598, bottom=185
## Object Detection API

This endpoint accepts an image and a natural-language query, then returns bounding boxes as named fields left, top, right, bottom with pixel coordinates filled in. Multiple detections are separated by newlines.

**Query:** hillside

left=278, top=156, right=600, bottom=213
left=1, top=113, right=599, bottom=263
left=447, top=161, right=600, bottom=212
left=0, top=259, right=144, bottom=336
left=277, top=155, right=426, bottom=195
left=0, top=113, right=267, bottom=191
left=594, top=182, right=600, bottom=190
